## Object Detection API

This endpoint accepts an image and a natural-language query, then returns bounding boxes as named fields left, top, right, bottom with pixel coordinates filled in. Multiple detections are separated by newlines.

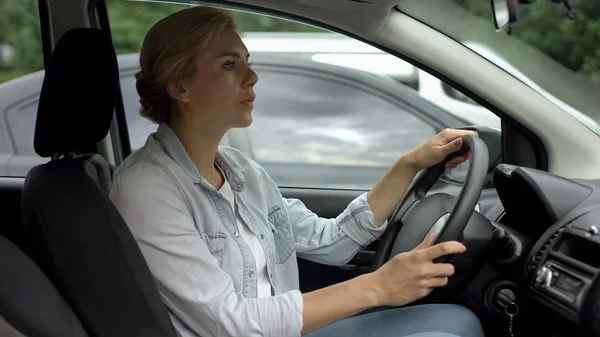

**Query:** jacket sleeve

left=283, top=193, right=388, bottom=266
left=109, top=162, right=303, bottom=337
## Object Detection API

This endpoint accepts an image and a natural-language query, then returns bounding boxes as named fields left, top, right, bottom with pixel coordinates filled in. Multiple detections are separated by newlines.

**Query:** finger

left=413, top=232, right=436, bottom=251
left=417, top=287, right=434, bottom=300
left=446, top=159, right=462, bottom=167
left=422, top=241, right=466, bottom=260
left=449, top=156, right=465, bottom=162
left=442, top=138, right=463, bottom=153
left=428, top=276, right=449, bottom=288
left=454, top=129, right=478, bottom=137
left=442, top=128, right=478, bottom=139
left=455, top=155, right=469, bottom=162
left=451, top=154, right=470, bottom=162
left=426, top=263, right=456, bottom=277
left=445, top=159, right=463, bottom=168
left=447, top=155, right=470, bottom=168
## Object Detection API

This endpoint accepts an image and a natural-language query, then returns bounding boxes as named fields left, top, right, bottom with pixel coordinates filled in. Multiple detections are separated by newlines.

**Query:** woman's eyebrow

left=218, top=51, right=251, bottom=60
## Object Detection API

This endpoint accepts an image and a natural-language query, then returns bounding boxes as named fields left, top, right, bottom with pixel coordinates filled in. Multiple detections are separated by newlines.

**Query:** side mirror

left=491, top=0, right=519, bottom=30
left=441, top=126, right=502, bottom=186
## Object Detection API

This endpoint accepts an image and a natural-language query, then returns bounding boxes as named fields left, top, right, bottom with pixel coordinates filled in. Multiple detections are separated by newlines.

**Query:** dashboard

left=493, top=164, right=600, bottom=336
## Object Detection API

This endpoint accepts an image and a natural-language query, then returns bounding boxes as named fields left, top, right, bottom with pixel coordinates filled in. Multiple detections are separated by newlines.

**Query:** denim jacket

left=109, top=124, right=387, bottom=337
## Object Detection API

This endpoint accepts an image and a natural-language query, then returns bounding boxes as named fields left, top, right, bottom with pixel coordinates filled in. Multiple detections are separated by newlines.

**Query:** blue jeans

left=305, top=304, right=485, bottom=337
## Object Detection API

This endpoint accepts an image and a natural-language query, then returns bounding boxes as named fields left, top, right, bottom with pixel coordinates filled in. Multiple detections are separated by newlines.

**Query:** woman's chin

left=240, top=111, right=253, bottom=127
left=231, top=114, right=253, bottom=128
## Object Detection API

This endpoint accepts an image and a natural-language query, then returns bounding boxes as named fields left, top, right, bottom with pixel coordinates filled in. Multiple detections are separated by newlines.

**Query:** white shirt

left=217, top=166, right=272, bottom=298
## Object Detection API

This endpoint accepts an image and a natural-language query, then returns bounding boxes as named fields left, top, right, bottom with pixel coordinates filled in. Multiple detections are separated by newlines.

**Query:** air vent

left=526, top=226, right=567, bottom=278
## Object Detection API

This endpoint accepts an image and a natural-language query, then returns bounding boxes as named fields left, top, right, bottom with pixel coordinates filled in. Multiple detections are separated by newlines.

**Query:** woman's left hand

left=368, top=128, right=478, bottom=226
left=405, top=128, right=478, bottom=171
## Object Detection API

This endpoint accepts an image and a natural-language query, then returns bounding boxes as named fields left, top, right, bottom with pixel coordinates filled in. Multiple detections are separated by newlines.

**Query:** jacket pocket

left=204, top=231, right=227, bottom=267
left=268, top=205, right=294, bottom=264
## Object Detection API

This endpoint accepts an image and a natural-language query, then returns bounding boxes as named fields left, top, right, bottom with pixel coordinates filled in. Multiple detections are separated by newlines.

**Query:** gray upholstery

left=0, top=316, right=26, bottom=337
left=0, top=236, right=88, bottom=337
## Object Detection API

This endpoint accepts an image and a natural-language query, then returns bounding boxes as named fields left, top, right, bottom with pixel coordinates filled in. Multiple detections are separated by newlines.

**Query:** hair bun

left=135, top=70, right=144, bottom=81
left=139, top=97, right=153, bottom=116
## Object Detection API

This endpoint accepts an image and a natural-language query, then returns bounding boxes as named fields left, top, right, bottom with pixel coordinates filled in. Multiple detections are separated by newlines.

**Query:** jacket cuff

left=257, top=290, right=303, bottom=337
left=339, top=193, right=388, bottom=246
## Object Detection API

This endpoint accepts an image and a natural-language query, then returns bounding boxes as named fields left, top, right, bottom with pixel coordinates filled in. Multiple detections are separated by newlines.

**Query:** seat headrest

left=34, top=28, right=119, bottom=158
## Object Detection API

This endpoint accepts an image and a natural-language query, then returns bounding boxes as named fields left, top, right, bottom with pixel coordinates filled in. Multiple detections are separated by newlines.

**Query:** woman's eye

left=223, top=61, right=235, bottom=69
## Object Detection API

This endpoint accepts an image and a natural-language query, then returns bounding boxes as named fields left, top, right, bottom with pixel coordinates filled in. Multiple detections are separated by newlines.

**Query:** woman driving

left=109, top=5, right=485, bottom=337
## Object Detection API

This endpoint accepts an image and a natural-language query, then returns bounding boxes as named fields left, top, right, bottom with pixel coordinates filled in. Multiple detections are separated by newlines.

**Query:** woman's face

left=171, top=27, right=259, bottom=133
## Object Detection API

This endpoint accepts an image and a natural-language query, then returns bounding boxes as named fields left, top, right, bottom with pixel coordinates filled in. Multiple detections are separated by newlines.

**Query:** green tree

left=107, top=0, right=182, bottom=55
left=106, top=1, right=321, bottom=55
left=0, top=0, right=320, bottom=83
left=0, top=0, right=43, bottom=72
left=2, top=0, right=599, bottom=83
left=456, top=0, right=600, bottom=78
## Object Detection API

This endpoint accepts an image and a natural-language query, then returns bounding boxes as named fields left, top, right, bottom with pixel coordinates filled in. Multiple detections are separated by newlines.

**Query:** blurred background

left=0, top=0, right=598, bottom=189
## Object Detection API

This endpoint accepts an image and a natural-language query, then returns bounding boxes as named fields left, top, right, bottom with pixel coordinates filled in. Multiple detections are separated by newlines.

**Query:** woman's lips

left=240, top=96, right=255, bottom=108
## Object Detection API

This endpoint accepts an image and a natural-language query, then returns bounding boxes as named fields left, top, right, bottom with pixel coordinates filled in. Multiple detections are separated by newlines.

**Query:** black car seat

left=0, top=317, right=26, bottom=337
left=0, top=235, right=89, bottom=337
left=20, top=28, right=178, bottom=337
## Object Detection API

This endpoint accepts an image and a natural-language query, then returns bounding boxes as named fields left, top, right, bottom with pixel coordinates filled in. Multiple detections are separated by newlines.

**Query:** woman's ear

left=167, top=82, right=191, bottom=103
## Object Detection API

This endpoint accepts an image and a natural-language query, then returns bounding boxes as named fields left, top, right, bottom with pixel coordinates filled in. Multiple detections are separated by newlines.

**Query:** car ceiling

left=176, top=0, right=396, bottom=39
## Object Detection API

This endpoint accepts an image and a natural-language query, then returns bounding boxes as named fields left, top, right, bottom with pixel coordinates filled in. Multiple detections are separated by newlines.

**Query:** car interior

left=1, top=0, right=600, bottom=337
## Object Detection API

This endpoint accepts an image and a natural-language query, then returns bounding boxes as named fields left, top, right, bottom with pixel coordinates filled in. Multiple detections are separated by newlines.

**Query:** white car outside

left=242, top=32, right=600, bottom=134
left=241, top=32, right=501, bottom=129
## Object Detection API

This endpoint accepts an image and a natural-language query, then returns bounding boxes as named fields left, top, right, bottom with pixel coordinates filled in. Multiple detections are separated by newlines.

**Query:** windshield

left=398, top=0, right=600, bottom=135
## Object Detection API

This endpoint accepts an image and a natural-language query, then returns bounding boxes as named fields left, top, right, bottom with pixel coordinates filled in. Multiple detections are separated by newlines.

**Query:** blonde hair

left=135, top=6, right=235, bottom=124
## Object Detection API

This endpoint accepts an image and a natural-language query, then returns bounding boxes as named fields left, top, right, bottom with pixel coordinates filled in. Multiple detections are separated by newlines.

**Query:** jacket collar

left=154, top=123, right=245, bottom=192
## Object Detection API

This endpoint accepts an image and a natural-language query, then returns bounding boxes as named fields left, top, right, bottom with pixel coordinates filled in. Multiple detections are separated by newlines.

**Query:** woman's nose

left=245, top=67, right=259, bottom=88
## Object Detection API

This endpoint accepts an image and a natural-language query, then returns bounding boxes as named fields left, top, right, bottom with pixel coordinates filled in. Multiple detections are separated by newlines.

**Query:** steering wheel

left=371, top=135, right=489, bottom=271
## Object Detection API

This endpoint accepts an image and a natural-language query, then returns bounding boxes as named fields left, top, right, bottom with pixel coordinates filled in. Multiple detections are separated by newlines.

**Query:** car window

left=106, top=4, right=502, bottom=189
left=0, top=1, right=44, bottom=177
left=119, top=73, right=158, bottom=151
left=0, top=1, right=503, bottom=186
left=249, top=70, right=436, bottom=169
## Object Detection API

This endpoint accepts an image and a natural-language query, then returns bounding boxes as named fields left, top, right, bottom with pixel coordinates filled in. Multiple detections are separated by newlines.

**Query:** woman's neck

left=169, top=118, right=225, bottom=189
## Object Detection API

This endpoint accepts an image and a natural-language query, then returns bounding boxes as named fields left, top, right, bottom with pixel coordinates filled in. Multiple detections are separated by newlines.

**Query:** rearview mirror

left=491, top=0, right=519, bottom=30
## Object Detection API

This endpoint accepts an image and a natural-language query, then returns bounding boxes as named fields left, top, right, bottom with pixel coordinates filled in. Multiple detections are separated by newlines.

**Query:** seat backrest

left=0, top=178, right=26, bottom=250
left=0, top=235, right=89, bottom=337
left=76, top=153, right=113, bottom=192
left=0, top=316, right=26, bottom=337
left=21, top=28, right=178, bottom=337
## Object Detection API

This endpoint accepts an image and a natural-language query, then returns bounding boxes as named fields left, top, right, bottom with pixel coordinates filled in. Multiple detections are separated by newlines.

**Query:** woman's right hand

left=368, top=233, right=466, bottom=307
